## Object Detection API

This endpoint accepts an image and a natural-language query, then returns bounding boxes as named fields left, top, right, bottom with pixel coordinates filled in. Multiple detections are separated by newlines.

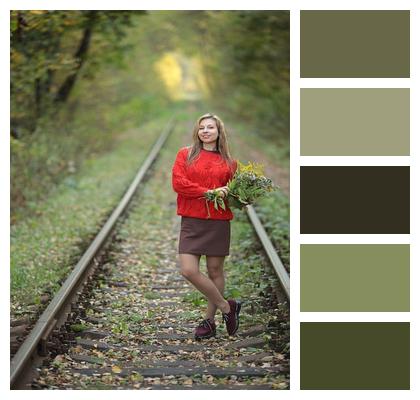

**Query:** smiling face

left=187, top=113, right=233, bottom=165
left=197, top=118, right=219, bottom=148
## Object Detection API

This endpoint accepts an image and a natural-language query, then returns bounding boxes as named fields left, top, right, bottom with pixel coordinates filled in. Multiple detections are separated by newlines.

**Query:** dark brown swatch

left=300, top=166, right=410, bottom=234
left=300, top=10, right=410, bottom=77
left=300, top=322, right=410, bottom=389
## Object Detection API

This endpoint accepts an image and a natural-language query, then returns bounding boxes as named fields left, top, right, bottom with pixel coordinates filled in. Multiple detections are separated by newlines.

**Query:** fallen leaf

left=112, top=365, right=122, bottom=373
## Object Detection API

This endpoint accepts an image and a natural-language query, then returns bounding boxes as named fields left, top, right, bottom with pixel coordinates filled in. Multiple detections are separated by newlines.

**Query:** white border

left=3, top=0, right=419, bottom=11
left=299, top=235, right=411, bottom=244
left=289, top=6, right=300, bottom=393
left=300, top=157, right=411, bottom=166
left=301, top=79, right=411, bottom=88
left=300, top=314, right=411, bottom=322
left=1, top=3, right=10, bottom=398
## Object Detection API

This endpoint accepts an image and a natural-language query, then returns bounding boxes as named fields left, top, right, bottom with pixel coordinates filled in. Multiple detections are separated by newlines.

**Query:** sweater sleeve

left=172, top=148, right=209, bottom=198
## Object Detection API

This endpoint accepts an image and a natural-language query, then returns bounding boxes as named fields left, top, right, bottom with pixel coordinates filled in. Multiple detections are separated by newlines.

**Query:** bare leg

left=205, top=256, right=226, bottom=321
left=178, top=254, right=230, bottom=313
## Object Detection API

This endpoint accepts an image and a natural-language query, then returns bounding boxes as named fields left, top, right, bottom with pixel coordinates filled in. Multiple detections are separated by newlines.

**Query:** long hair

left=186, top=113, right=234, bottom=167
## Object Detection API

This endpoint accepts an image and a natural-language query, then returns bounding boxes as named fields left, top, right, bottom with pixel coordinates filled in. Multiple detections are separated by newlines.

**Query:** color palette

left=300, top=10, right=410, bottom=78
left=299, top=10, right=411, bottom=390
left=301, top=88, right=410, bottom=156
left=300, top=166, right=410, bottom=234
left=300, top=244, right=410, bottom=312
left=300, top=322, right=410, bottom=389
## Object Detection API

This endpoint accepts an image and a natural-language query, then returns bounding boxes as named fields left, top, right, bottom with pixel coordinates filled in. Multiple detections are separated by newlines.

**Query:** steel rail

left=246, top=204, right=290, bottom=300
left=10, top=116, right=176, bottom=388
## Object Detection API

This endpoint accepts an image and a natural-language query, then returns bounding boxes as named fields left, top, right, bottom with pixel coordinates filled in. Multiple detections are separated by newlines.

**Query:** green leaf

left=213, top=198, right=219, bottom=210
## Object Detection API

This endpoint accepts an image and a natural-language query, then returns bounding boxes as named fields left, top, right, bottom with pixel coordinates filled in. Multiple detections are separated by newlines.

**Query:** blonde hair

left=186, top=113, right=234, bottom=167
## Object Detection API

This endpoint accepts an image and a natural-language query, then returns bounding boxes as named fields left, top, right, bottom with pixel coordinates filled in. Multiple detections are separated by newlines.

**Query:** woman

left=172, top=113, right=241, bottom=340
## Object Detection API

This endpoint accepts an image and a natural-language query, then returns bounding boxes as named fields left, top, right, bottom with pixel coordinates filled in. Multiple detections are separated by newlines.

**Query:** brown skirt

left=178, top=216, right=231, bottom=256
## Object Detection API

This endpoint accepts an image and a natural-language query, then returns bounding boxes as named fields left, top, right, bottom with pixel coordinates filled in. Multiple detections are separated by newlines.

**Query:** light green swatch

left=301, top=88, right=410, bottom=156
left=300, top=244, right=410, bottom=312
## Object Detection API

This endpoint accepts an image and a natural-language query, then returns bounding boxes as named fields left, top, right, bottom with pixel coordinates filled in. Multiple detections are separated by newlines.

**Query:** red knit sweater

left=172, top=147, right=237, bottom=220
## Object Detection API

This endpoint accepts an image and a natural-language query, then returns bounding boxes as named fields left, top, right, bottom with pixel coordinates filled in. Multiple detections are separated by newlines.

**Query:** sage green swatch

left=300, top=244, right=409, bottom=312
left=300, top=322, right=410, bottom=389
left=300, top=10, right=410, bottom=77
left=301, top=88, right=410, bottom=156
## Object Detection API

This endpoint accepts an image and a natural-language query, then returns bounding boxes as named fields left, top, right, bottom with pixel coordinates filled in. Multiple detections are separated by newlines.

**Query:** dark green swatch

left=300, top=11, right=410, bottom=77
left=300, top=322, right=410, bottom=389
left=300, top=244, right=410, bottom=311
left=300, top=88, right=410, bottom=156
left=300, top=166, right=410, bottom=234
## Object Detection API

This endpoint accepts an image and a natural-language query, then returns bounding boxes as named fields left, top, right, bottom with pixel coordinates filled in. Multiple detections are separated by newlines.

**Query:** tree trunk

left=54, top=11, right=97, bottom=103
left=34, top=77, right=42, bottom=118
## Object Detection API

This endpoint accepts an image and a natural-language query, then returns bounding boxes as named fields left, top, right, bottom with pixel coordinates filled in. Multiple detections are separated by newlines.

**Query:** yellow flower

left=237, top=160, right=265, bottom=176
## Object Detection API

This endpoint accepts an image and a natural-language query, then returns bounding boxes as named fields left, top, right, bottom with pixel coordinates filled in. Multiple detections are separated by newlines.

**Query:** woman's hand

left=210, top=186, right=229, bottom=198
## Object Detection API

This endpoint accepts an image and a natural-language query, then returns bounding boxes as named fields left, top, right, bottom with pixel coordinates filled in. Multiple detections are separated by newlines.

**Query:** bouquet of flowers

left=205, top=161, right=277, bottom=213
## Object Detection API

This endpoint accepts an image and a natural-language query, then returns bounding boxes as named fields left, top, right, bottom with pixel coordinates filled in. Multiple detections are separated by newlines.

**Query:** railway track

left=10, top=117, right=289, bottom=390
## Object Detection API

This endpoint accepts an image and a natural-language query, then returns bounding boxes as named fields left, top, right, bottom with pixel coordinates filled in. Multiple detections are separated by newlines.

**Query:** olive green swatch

left=300, top=11, right=410, bottom=77
left=300, top=322, right=410, bottom=389
left=301, top=88, right=410, bottom=156
left=300, top=244, right=410, bottom=312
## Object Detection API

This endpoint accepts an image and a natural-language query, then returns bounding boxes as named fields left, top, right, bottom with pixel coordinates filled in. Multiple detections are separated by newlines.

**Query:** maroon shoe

left=194, top=318, right=216, bottom=340
left=222, top=299, right=242, bottom=336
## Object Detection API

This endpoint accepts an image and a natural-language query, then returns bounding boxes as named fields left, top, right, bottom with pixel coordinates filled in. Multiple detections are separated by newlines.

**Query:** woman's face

left=197, top=118, right=219, bottom=145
